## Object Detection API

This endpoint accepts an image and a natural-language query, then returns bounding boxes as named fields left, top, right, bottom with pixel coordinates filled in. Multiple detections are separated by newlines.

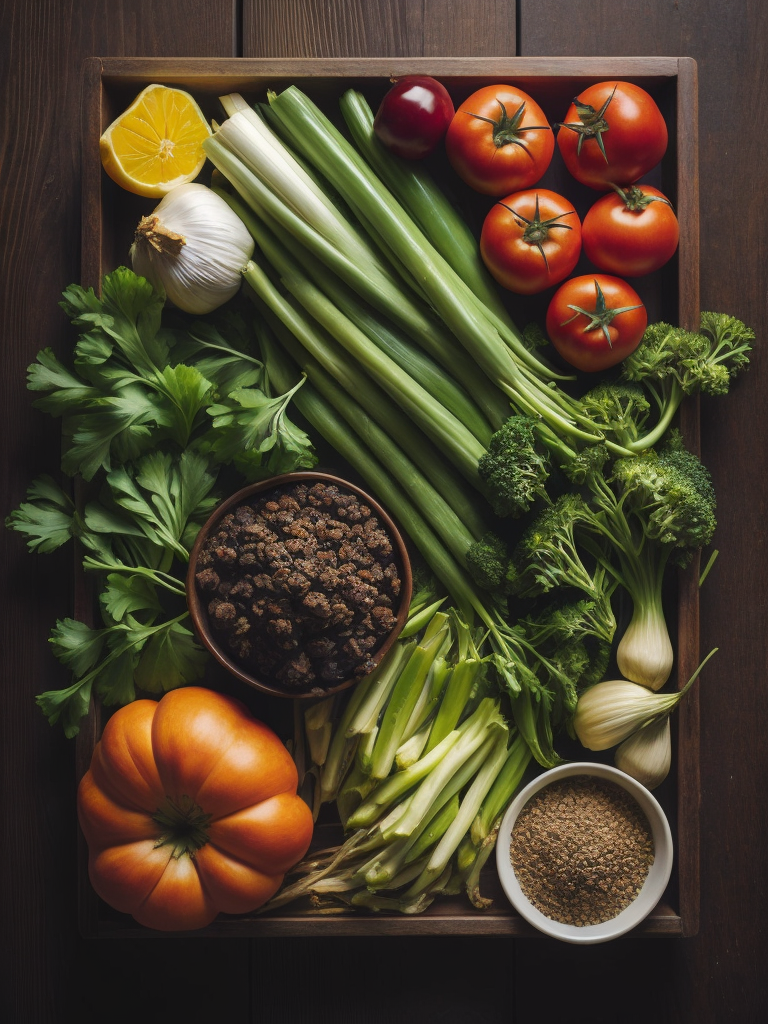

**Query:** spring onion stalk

left=260, top=324, right=486, bottom=588
left=265, top=87, right=611, bottom=443
left=252, top=292, right=492, bottom=544
left=209, top=103, right=594, bottom=442
left=344, top=640, right=414, bottom=739
left=355, top=725, right=379, bottom=776
left=347, top=728, right=462, bottom=829
left=399, top=596, right=447, bottom=639
left=404, top=794, right=461, bottom=864
left=382, top=698, right=506, bottom=840
left=278, top=616, right=528, bottom=915
left=262, top=333, right=551, bottom=740
left=338, top=88, right=520, bottom=329
left=318, top=707, right=363, bottom=805
left=395, top=718, right=434, bottom=770
left=425, top=658, right=486, bottom=753
left=203, top=134, right=509, bottom=429
left=217, top=183, right=495, bottom=442
left=250, top=292, right=492, bottom=566
left=304, top=697, right=335, bottom=767
left=213, top=104, right=390, bottom=288
left=267, top=88, right=544, bottom=376
left=244, top=259, right=486, bottom=491
left=470, top=733, right=532, bottom=847
left=400, top=650, right=452, bottom=743
left=337, top=89, right=575, bottom=387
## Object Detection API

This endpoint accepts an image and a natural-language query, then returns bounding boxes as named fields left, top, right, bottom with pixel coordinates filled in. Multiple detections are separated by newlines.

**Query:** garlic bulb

left=616, top=606, right=674, bottom=691
left=615, top=716, right=671, bottom=789
left=130, top=183, right=254, bottom=314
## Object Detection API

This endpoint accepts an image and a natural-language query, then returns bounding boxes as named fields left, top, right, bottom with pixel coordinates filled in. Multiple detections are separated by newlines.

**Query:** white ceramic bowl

left=496, top=761, right=673, bottom=944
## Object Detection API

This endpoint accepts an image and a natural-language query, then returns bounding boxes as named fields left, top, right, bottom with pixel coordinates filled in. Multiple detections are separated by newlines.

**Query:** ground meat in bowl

left=194, top=481, right=403, bottom=693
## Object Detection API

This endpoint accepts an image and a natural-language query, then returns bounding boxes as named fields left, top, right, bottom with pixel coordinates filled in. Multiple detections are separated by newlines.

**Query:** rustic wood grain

left=516, top=2, right=768, bottom=1020
left=1, top=0, right=766, bottom=1021
left=243, top=0, right=516, bottom=57
left=0, top=3, right=241, bottom=1023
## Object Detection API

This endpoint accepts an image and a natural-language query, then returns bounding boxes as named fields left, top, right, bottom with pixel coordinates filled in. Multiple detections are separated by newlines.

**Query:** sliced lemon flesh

left=100, top=83, right=212, bottom=198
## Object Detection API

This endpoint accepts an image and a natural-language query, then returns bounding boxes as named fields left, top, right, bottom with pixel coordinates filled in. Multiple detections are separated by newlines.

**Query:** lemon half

left=100, top=83, right=212, bottom=198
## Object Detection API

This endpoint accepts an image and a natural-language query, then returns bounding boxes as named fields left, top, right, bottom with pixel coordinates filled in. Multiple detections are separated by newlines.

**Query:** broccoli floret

left=465, top=531, right=511, bottom=594
left=622, top=313, right=755, bottom=399
left=579, top=380, right=651, bottom=448
left=478, top=415, right=550, bottom=518
left=522, top=321, right=550, bottom=352
left=513, top=598, right=616, bottom=736
left=611, top=429, right=716, bottom=562
left=560, top=440, right=611, bottom=487
left=508, top=492, right=609, bottom=601
left=698, top=311, right=755, bottom=384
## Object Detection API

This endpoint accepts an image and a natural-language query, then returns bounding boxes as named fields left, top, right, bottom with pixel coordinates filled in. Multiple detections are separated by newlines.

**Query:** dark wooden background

left=1, top=2, right=766, bottom=1021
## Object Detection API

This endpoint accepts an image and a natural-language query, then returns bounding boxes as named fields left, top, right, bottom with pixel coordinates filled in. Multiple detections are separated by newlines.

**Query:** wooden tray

left=77, top=55, right=700, bottom=938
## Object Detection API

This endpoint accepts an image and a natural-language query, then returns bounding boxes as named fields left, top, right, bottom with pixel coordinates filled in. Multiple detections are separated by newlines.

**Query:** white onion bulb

left=130, top=182, right=254, bottom=314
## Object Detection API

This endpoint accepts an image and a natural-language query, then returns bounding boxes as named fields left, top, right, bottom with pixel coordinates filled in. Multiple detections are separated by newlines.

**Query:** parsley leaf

left=5, top=476, right=83, bottom=553
left=205, top=377, right=317, bottom=480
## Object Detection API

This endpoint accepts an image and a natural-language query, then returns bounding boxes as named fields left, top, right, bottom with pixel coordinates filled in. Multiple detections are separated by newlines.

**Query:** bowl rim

left=186, top=470, right=413, bottom=699
left=495, top=760, right=674, bottom=944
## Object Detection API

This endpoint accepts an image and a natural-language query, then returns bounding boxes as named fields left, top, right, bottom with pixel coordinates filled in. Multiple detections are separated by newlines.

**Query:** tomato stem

left=609, top=183, right=674, bottom=212
left=467, top=99, right=549, bottom=150
left=556, top=84, right=617, bottom=161
left=499, top=193, right=575, bottom=271
left=561, top=279, right=643, bottom=347
left=152, top=794, right=212, bottom=859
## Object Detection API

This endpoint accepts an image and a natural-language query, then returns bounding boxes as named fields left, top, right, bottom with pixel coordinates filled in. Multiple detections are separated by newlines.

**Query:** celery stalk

left=346, top=727, right=461, bottom=829
left=406, top=728, right=510, bottom=894
left=344, top=639, right=414, bottom=738
left=369, top=619, right=450, bottom=779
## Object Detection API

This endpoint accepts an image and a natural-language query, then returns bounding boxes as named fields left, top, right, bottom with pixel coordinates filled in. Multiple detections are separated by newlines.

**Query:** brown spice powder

left=510, top=774, right=655, bottom=927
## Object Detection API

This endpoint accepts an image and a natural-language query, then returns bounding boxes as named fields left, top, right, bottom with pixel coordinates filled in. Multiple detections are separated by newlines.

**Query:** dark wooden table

left=2, top=3, right=766, bottom=1021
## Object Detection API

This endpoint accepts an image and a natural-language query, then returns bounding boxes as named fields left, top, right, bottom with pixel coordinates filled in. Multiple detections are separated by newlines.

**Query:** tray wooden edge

left=75, top=55, right=700, bottom=940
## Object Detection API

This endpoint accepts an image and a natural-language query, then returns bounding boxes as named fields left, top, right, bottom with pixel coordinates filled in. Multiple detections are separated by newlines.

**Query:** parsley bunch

left=6, top=267, right=317, bottom=736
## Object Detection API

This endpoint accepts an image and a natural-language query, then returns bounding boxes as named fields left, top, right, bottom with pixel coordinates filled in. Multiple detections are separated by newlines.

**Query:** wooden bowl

left=186, top=471, right=413, bottom=699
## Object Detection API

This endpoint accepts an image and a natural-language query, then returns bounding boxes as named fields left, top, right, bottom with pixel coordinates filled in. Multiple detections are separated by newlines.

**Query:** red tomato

left=77, top=687, right=314, bottom=931
left=480, top=189, right=582, bottom=294
left=445, top=84, right=555, bottom=196
left=582, top=184, right=679, bottom=276
left=373, top=76, right=455, bottom=159
left=545, top=275, right=648, bottom=372
left=556, top=81, right=668, bottom=190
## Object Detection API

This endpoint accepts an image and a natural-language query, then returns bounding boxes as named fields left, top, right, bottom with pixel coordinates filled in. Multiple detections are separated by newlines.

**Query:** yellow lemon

left=99, top=83, right=212, bottom=198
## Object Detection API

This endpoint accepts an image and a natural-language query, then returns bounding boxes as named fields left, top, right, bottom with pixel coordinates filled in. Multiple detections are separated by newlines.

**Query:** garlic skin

left=614, top=717, right=672, bottom=790
left=130, top=183, right=254, bottom=314
left=616, top=606, right=674, bottom=691
left=573, top=679, right=680, bottom=751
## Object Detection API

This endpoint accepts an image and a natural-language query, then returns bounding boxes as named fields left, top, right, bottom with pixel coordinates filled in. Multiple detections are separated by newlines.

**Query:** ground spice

left=510, top=774, right=655, bottom=927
